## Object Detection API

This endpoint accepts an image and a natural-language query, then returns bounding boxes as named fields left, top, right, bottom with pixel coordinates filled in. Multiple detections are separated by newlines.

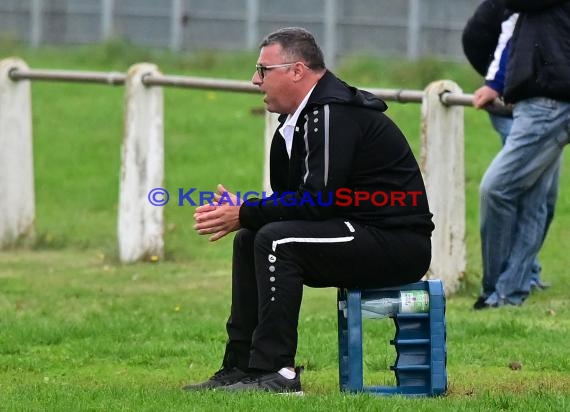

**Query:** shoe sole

left=217, top=387, right=304, bottom=395
left=277, top=390, right=304, bottom=396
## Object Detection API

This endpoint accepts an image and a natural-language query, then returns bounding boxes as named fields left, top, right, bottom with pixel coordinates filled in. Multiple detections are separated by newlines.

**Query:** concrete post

left=118, top=63, right=164, bottom=263
left=170, top=0, right=184, bottom=52
left=421, top=80, right=466, bottom=294
left=101, top=0, right=115, bottom=41
left=407, top=0, right=421, bottom=60
left=30, top=0, right=42, bottom=48
left=324, top=0, right=338, bottom=69
left=0, top=58, right=35, bottom=248
left=246, top=0, right=259, bottom=50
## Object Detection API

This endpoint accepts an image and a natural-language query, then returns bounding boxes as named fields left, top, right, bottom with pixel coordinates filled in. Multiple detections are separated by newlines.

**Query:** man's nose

left=252, top=71, right=262, bottom=85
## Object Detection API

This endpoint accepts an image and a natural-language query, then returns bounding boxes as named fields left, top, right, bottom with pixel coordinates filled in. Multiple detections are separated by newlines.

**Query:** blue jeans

left=480, top=98, right=569, bottom=305
left=488, top=113, right=561, bottom=286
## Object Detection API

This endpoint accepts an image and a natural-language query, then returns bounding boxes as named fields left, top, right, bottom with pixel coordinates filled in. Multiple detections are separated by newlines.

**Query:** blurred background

left=0, top=0, right=481, bottom=67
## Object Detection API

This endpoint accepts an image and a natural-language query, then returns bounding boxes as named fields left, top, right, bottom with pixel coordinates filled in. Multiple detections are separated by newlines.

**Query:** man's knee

left=480, top=172, right=505, bottom=202
left=234, top=228, right=256, bottom=251
left=255, top=222, right=287, bottom=247
left=254, top=222, right=295, bottom=253
left=479, top=176, right=492, bottom=199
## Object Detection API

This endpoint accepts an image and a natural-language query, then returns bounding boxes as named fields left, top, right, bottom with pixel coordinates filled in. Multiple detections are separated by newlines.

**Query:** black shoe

left=530, top=279, right=551, bottom=291
left=182, top=366, right=248, bottom=391
left=473, top=296, right=489, bottom=310
left=473, top=296, right=501, bottom=310
left=221, top=367, right=303, bottom=394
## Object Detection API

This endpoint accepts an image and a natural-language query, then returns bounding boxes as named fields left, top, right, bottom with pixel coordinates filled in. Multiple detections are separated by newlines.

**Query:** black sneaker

left=221, top=367, right=303, bottom=394
left=182, top=366, right=248, bottom=391
left=473, top=296, right=502, bottom=310
left=473, top=296, right=489, bottom=310
left=530, top=279, right=551, bottom=291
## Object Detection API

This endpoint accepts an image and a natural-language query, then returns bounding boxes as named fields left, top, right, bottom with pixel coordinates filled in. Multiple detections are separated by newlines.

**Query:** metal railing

left=8, top=67, right=486, bottom=107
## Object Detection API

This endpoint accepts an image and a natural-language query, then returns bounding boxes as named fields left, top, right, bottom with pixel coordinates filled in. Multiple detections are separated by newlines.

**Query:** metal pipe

left=8, top=69, right=126, bottom=85
left=366, top=87, right=424, bottom=103
left=142, top=74, right=428, bottom=103
left=440, top=91, right=473, bottom=106
left=141, top=74, right=260, bottom=93
left=441, top=91, right=512, bottom=115
left=8, top=67, right=510, bottom=112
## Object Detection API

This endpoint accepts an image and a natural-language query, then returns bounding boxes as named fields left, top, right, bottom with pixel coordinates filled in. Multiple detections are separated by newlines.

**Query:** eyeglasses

left=255, top=62, right=297, bottom=80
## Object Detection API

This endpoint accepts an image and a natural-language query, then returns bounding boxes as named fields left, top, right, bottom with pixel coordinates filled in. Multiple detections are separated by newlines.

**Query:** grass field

left=1, top=41, right=569, bottom=410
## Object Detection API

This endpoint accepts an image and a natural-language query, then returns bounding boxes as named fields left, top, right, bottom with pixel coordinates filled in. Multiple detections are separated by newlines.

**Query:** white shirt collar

left=279, top=84, right=317, bottom=158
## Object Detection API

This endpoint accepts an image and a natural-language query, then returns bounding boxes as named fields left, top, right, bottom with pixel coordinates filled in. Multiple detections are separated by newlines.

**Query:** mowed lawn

left=0, top=43, right=569, bottom=411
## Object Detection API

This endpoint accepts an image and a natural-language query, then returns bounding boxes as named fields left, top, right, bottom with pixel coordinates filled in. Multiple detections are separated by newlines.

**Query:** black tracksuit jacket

left=239, top=71, right=434, bottom=236
left=504, top=0, right=570, bottom=103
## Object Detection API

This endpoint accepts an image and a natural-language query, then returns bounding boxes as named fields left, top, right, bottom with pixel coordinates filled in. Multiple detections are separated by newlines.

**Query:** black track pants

left=221, top=218, right=431, bottom=372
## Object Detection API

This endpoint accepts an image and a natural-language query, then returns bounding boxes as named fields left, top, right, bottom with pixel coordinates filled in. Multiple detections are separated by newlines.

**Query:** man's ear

left=291, top=62, right=306, bottom=82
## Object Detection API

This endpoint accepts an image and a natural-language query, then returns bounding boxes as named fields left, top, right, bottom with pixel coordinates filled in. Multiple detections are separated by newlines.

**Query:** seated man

left=183, top=27, right=434, bottom=393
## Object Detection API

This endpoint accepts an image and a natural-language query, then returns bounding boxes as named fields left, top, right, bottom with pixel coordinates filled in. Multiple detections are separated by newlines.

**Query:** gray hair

left=259, top=27, right=326, bottom=70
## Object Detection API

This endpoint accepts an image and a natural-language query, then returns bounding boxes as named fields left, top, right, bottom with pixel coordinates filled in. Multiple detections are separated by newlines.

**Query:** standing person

left=182, top=27, right=434, bottom=393
left=474, top=0, right=570, bottom=308
left=463, top=0, right=516, bottom=141
left=462, top=0, right=559, bottom=303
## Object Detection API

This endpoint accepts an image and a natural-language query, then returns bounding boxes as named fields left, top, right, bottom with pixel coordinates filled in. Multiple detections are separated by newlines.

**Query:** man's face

left=252, top=43, right=297, bottom=114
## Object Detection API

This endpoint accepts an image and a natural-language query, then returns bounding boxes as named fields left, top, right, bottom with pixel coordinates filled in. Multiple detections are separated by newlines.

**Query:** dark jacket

left=239, top=71, right=434, bottom=235
left=462, top=0, right=508, bottom=76
left=504, top=0, right=570, bottom=102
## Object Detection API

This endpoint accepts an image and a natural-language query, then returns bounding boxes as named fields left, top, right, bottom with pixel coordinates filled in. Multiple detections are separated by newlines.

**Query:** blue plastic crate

left=337, top=280, right=447, bottom=396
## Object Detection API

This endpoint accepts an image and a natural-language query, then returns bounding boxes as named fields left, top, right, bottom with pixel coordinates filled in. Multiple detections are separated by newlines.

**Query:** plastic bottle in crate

left=360, top=290, right=429, bottom=318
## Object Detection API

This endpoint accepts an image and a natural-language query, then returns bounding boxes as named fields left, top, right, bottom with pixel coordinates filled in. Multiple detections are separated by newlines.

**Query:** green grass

left=1, top=251, right=569, bottom=411
left=1, top=42, right=569, bottom=410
